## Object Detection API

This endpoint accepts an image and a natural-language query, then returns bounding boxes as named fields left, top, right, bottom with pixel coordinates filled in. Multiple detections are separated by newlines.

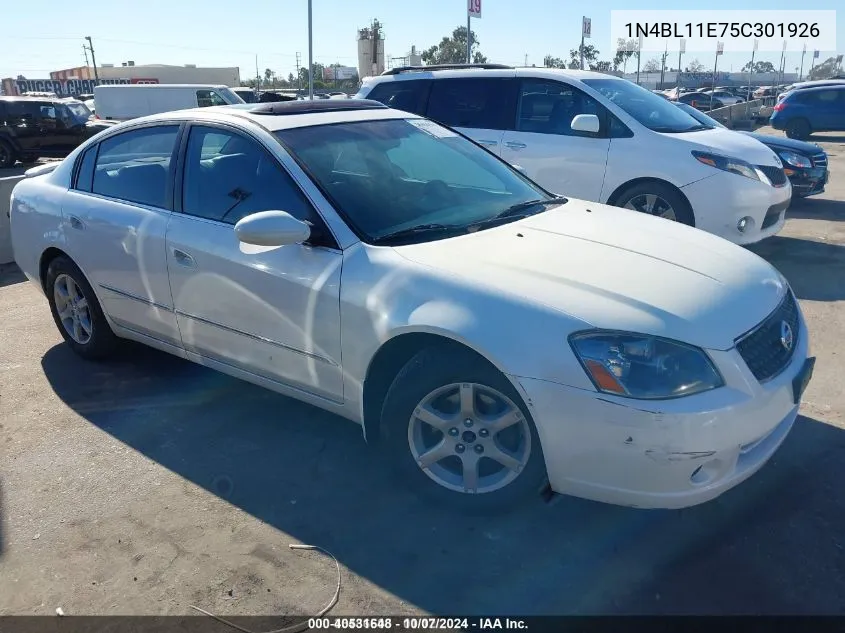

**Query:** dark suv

left=0, top=97, right=115, bottom=168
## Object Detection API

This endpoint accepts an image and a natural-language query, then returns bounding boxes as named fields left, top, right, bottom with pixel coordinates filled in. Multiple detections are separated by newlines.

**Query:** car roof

left=118, top=99, right=414, bottom=132
left=364, top=66, right=622, bottom=85
left=784, top=83, right=845, bottom=97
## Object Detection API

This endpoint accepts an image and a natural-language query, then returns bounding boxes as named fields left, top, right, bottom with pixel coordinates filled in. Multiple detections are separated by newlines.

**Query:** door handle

left=172, top=248, right=196, bottom=268
left=477, top=139, right=498, bottom=147
left=505, top=141, right=527, bottom=149
left=68, top=215, right=85, bottom=230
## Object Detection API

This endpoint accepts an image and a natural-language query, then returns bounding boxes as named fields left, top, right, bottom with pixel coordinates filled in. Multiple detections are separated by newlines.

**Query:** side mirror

left=570, top=113, right=600, bottom=134
left=234, top=210, right=311, bottom=247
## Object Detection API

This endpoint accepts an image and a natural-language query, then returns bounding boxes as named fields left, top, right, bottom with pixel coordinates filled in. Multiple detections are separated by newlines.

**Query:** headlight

left=692, top=150, right=762, bottom=182
left=569, top=331, right=724, bottom=400
left=778, top=150, right=812, bottom=169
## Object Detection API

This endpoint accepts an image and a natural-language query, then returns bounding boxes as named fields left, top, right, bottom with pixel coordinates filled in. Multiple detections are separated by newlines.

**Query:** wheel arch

left=605, top=177, right=695, bottom=225
left=361, top=329, right=525, bottom=445
left=39, top=246, right=70, bottom=293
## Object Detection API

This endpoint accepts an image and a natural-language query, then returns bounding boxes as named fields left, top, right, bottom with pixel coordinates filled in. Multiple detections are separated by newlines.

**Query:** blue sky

left=2, top=0, right=842, bottom=81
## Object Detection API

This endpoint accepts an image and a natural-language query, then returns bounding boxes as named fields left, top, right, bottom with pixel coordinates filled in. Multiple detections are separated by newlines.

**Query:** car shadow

left=0, top=263, right=26, bottom=289
left=40, top=342, right=845, bottom=614
left=748, top=235, right=845, bottom=301
left=787, top=197, right=845, bottom=222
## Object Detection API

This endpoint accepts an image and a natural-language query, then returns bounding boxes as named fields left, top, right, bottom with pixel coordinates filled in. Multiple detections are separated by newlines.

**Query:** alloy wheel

left=407, top=382, right=532, bottom=494
left=623, top=193, right=677, bottom=221
left=53, top=274, right=93, bottom=345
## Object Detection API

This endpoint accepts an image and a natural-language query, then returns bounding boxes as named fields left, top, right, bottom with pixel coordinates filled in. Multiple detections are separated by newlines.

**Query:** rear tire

left=785, top=118, right=811, bottom=140
left=379, top=347, right=548, bottom=514
left=45, top=256, right=119, bottom=360
left=0, top=139, right=15, bottom=169
left=613, top=182, right=695, bottom=226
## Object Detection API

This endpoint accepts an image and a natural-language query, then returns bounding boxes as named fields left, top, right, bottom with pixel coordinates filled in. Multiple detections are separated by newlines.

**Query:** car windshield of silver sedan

left=276, top=118, right=562, bottom=245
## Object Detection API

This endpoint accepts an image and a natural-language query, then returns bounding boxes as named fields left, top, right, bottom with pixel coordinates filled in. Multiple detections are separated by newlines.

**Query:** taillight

left=773, top=102, right=787, bottom=112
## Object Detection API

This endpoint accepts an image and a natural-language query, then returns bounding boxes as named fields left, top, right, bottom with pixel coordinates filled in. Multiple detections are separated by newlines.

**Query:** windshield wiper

left=467, top=196, right=567, bottom=229
left=370, top=223, right=464, bottom=245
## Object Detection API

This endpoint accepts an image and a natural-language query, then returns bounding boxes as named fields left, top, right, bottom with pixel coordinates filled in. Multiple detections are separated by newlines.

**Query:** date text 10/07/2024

left=625, top=22, right=820, bottom=39
left=307, top=617, right=529, bottom=630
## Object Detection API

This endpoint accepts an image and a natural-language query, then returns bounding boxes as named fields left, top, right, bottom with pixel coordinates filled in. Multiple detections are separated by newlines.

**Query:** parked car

left=754, top=86, right=778, bottom=99
left=677, top=92, right=726, bottom=111
left=771, top=84, right=845, bottom=139
left=697, top=90, right=743, bottom=106
left=676, top=102, right=829, bottom=197
left=357, top=65, right=790, bottom=244
left=0, top=96, right=115, bottom=168
left=776, top=79, right=845, bottom=102
left=231, top=87, right=259, bottom=103
left=93, top=84, right=245, bottom=121
left=9, top=99, right=813, bottom=511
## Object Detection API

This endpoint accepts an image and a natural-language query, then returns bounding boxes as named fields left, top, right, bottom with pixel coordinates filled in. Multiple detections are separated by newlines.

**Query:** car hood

left=739, top=131, right=824, bottom=155
left=663, top=126, right=783, bottom=166
left=393, top=202, right=786, bottom=351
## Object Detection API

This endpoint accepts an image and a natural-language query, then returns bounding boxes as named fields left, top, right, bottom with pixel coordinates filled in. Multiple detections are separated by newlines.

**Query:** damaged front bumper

left=511, top=332, right=809, bottom=509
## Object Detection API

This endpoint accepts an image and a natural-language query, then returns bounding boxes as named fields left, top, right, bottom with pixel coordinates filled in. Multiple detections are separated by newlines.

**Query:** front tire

left=0, top=139, right=16, bottom=169
left=45, top=256, right=119, bottom=360
left=379, top=347, right=547, bottom=513
left=614, top=182, right=695, bottom=226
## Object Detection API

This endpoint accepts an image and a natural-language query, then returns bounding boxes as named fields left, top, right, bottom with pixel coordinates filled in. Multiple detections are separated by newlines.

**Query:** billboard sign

left=323, top=66, right=358, bottom=81
left=6, top=77, right=158, bottom=97
left=468, top=0, right=481, bottom=19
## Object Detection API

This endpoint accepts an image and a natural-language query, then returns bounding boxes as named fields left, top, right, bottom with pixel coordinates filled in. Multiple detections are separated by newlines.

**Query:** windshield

left=674, top=103, right=725, bottom=129
left=216, top=87, right=244, bottom=104
left=582, top=78, right=711, bottom=133
left=276, top=118, right=554, bottom=244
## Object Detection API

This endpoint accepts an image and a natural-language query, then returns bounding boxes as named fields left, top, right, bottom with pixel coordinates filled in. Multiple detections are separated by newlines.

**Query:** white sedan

left=9, top=100, right=814, bottom=511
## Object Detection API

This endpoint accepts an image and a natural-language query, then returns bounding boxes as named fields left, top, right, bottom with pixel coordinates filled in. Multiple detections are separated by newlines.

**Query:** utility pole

left=295, top=52, right=302, bottom=94
left=524, top=53, right=528, bottom=67
left=465, top=14, right=472, bottom=63
left=677, top=39, right=685, bottom=88
left=710, top=41, right=723, bottom=111
left=84, top=36, right=99, bottom=82
left=307, top=0, right=314, bottom=100
left=255, top=55, right=260, bottom=93
left=659, top=42, right=667, bottom=88
left=747, top=40, right=757, bottom=101
left=82, top=44, right=90, bottom=68
left=635, top=36, right=643, bottom=85
left=778, top=40, right=786, bottom=87
left=799, top=43, right=806, bottom=81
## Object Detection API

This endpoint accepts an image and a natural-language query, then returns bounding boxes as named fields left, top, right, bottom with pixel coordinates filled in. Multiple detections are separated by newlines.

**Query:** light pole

left=85, top=36, right=99, bottom=82
left=307, top=0, right=314, bottom=100
left=799, top=44, right=806, bottom=81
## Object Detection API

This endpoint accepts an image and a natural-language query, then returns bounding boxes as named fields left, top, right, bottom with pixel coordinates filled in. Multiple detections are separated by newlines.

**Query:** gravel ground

left=1, top=131, right=844, bottom=617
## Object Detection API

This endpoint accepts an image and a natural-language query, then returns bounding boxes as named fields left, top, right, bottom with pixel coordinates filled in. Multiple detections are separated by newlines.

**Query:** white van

left=93, top=84, right=244, bottom=121
left=357, top=66, right=792, bottom=245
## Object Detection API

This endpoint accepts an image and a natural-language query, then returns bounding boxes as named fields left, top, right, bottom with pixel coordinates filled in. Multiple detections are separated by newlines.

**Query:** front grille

left=812, top=152, right=828, bottom=168
left=757, top=165, right=788, bottom=187
left=736, top=292, right=800, bottom=382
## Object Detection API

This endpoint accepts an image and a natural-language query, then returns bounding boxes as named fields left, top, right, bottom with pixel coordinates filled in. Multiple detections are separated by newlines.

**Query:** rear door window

left=366, top=80, right=430, bottom=115
left=425, top=78, right=513, bottom=130
left=91, top=125, right=180, bottom=208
